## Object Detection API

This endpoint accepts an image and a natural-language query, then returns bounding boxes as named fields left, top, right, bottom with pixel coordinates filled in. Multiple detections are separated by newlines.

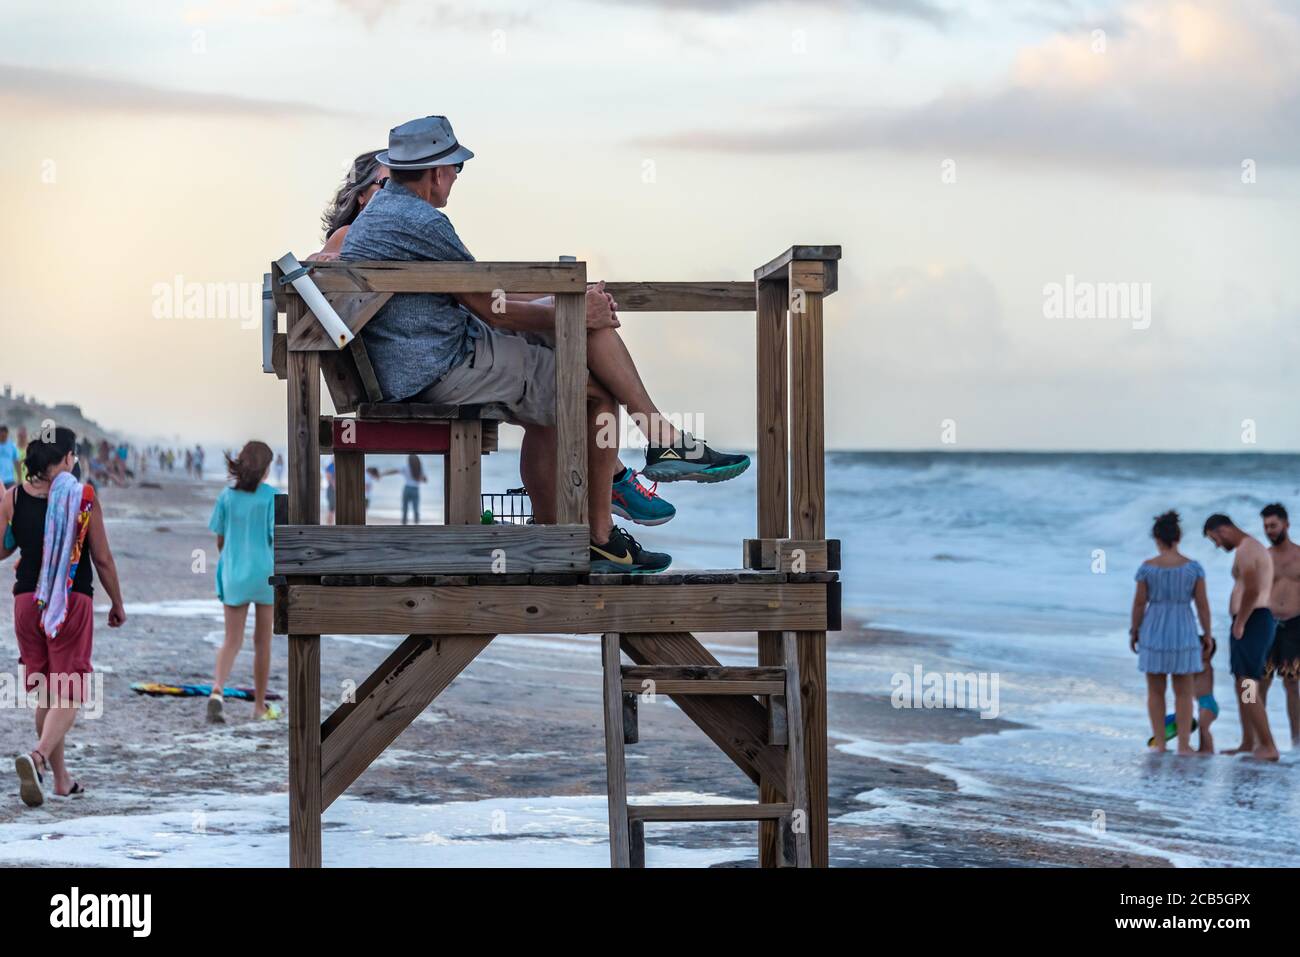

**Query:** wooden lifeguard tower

left=265, top=245, right=842, bottom=867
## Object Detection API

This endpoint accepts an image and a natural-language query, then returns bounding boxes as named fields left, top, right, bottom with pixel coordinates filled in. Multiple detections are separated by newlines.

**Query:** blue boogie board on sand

left=131, top=682, right=283, bottom=701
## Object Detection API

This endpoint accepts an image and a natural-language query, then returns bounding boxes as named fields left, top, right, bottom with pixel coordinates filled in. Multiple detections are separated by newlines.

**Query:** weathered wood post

left=285, top=295, right=323, bottom=868
left=553, top=287, right=588, bottom=527
left=755, top=272, right=789, bottom=866
left=788, top=254, right=829, bottom=868
left=752, top=246, right=837, bottom=867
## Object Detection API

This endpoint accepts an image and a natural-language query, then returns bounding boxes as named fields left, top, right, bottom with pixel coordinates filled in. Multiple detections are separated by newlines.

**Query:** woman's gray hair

left=321, top=149, right=385, bottom=240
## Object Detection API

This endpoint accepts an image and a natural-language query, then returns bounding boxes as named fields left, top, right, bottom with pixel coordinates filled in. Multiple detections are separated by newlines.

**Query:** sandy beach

left=0, top=475, right=1167, bottom=867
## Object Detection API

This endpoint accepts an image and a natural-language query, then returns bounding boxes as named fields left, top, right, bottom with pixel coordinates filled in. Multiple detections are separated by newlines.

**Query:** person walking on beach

left=1260, top=503, right=1300, bottom=746
left=207, top=441, right=278, bottom=723
left=0, top=427, right=127, bottom=806
left=401, top=454, right=426, bottom=525
left=1204, top=514, right=1279, bottom=760
left=1130, top=511, right=1213, bottom=754
left=0, top=425, right=20, bottom=490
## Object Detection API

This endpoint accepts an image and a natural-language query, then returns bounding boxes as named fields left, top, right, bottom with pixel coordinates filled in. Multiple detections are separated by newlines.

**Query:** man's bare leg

left=586, top=326, right=682, bottom=448
left=518, top=379, right=617, bottom=543
left=1285, top=676, right=1300, bottom=745
left=1245, top=695, right=1280, bottom=760
left=587, top=387, right=617, bottom=544
left=520, top=424, right=556, bottom=524
left=1222, top=676, right=1258, bottom=754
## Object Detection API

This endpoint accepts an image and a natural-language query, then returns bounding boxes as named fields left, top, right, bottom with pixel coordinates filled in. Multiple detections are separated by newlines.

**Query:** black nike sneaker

left=590, top=526, right=672, bottom=574
left=642, top=433, right=751, bottom=484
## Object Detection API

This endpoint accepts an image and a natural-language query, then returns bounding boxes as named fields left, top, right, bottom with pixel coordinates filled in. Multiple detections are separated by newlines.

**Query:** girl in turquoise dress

left=207, top=441, right=277, bottom=723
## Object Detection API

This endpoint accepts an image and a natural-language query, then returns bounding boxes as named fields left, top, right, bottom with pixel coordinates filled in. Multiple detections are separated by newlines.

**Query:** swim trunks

left=1230, top=608, right=1277, bottom=681
left=1196, top=694, right=1220, bottom=718
left=1265, top=615, right=1300, bottom=681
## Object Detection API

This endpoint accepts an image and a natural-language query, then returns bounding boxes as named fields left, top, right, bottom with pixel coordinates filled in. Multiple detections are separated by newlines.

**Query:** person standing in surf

left=1204, top=513, right=1279, bottom=760
left=1130, top=511, right=1213, bottom=755
left=1260, top=503, right=1300, bottom=747
left=0, top=427, right=127, bottom=806
left=207, top=441, right=278, bottom=723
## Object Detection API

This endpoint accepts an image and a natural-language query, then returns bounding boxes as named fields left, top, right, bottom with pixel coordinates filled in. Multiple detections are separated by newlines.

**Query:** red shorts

left=13, top=591, right=95, bottom=702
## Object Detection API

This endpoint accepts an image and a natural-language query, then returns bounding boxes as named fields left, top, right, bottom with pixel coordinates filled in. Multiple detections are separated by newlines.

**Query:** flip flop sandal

left=54, top=781, right=87, bottom=799
left=15, top=751, right=46, bottom=808
left=207, top=694, right=226, bottom=724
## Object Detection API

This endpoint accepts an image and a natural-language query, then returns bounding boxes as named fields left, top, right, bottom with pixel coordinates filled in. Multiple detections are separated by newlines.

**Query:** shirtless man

left=1203, top=514, right=1279, bottom=760
left=1261, top=503, right=1300, bottom=746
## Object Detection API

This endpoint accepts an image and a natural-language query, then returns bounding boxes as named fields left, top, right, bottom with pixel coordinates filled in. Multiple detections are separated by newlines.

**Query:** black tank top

left=10, top=485, right=95, bottom=597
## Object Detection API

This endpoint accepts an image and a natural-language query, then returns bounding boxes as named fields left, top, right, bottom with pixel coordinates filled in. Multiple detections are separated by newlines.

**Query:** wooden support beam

left=319, top=349, right=368, bottom=415
left=627, top=803, right=793, bottom=822
left=767, top=695, right=788, bottom=746
left=288, top=635, right=321, bottom=868
left=629, top=819, right=646, bottom=869
left=621, top=665, right=786, bottom=696
left=622, top=692, right=639, bottom=744
left=271, top=333, right=287, bottom=380
left=744, top=538, right=841, bottom=572
left=619, top=633, right=789, bottom=789
left=602, top=633, right=631, bottom=868
left=788, top=263, right=826, bottom=541
left=282, top=583, right=831, bottom=635
left=289, top=292, right=391, bottom=351
left=285, top=311, right=320, bottom=526
left=319, top=634, right=493, bottom=809
left=445, top=420, right=482, bottom=524
left=553, top=291, right=587, bottom=527
left=753, top=245, right=842, bottom=285
left=781, top=631, right=813, bottom=868
left=755, top=278, right=789, bottom=541
left=787, top=258, right=829, bottom=868
left=601, top=281, right=755, bottom=312
left=297, top=260, right=587, bottom=294
left=623, top=678, right=785, bottom=695
left=334, top=451, right=365, bottom=525
left=274, top=524, right=589, bottom=575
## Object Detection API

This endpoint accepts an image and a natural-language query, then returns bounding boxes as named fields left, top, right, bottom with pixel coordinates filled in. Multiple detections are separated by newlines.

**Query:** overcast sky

left=1, top=0, right=1296, bottom=450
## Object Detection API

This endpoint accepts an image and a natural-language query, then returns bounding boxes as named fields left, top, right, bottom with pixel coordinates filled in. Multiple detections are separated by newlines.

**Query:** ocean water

left=306, top=450, right=1300, bottom=866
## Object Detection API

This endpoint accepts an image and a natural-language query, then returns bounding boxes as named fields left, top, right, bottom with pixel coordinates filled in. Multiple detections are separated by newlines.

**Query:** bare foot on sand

left=1220, top=744, right=1252, bottom=755
left=1248, top=745, right=1280, bottom=761
left=1175, top=746, right=1200, bottom=756
left=1148, top=744, right=1167, bottom=754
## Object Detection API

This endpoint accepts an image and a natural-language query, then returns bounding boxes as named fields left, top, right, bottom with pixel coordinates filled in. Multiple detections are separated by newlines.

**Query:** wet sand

left=0, top=476, right=1167, bottom=867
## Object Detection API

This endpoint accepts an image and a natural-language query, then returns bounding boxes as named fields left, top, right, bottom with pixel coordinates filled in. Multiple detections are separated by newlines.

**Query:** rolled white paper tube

left=261, top=273, right=276, bottom=373
left=274, top=252, right=354, bottom=349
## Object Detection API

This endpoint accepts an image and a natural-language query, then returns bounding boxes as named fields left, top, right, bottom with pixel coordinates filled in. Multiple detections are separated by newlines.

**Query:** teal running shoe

left=642, top=434, right=751, bottom=484
left=610, top=467, right=676, bottom=526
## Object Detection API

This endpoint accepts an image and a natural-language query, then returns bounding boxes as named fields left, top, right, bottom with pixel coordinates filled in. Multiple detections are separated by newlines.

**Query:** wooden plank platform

left=279, top=583, right=831, bottom=635
left=274, top=524, right=589, bottom=575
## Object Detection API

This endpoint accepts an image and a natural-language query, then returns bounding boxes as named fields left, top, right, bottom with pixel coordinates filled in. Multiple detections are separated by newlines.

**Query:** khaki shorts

left=411, top=318, right=557, bottom=427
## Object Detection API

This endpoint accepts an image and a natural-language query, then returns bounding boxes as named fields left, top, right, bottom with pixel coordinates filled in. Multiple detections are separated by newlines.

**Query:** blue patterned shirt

left=339, top=179, right=480, bottom=401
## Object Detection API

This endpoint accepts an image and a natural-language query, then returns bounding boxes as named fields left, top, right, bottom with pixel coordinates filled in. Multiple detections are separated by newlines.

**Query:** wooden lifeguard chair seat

left=271, top=296, right=503, bottom=525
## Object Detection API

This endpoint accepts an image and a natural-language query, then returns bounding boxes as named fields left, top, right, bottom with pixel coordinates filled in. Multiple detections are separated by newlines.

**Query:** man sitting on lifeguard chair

left=331, top=115, right=750, bottom=573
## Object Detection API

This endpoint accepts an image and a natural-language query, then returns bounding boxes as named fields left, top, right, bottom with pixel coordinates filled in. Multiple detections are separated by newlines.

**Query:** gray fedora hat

left=376, top=115, right=474, bottom=170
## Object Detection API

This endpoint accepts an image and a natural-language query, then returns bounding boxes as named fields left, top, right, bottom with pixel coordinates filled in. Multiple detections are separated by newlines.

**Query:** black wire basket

left=480, top=487, right=533, bottom=525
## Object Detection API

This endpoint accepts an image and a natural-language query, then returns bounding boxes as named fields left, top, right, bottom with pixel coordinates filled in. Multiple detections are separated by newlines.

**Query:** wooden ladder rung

left=627, top=803, right=794, bottom=823
left=620, top=665, right=786, bottom=696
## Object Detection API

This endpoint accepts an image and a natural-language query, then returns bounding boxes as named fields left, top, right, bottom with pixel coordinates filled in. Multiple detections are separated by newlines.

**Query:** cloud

left=591, top=0, right=952, bottom=26
left=636, top=0, right=1300, bottom=167
left=0, top=64, right=345, bottom=118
